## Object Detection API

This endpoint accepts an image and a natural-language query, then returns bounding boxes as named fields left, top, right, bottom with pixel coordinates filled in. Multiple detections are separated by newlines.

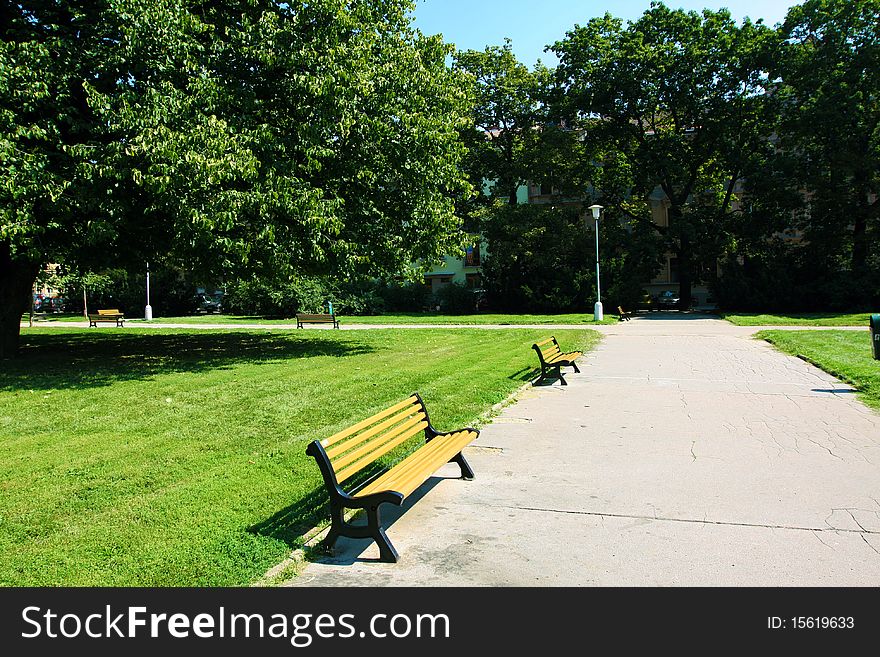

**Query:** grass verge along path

left=759, top=330, right=879, bottom=410
left=2, top=327, right=598, bottom=586
left=135, top=312, right=618, bottom=325
left=723, top=312, right=872, bottom=326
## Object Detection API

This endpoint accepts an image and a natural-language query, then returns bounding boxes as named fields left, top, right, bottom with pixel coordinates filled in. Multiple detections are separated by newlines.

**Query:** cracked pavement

left=287, top=314, right=880, bottom=586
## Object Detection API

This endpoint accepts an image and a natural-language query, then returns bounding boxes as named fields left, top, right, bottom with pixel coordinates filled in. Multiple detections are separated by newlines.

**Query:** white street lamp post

left=588, top=204, right=604, bottom=321
left=145, top=261, right=153, bottom=321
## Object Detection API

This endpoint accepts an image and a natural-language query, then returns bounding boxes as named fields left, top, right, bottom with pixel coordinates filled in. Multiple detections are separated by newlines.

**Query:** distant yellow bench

left=306, top=394, right=478, bottom=562
left=88, top=309, right=125, bottom=328
left=532, top=336, right=582, bottom=385
left=618, top=305, right=632, bottom=321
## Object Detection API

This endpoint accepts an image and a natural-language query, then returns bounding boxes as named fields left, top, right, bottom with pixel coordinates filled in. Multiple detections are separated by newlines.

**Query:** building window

left=464, top=244, right=481, bottom=267
left=539, top=183, right=552, bottom=195
left=465, top=273, right=481, bottom=289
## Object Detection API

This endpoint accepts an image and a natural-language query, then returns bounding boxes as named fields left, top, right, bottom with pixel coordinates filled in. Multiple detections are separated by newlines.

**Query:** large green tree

left=0, top=0, right=472, bottom=357
left=777, top=0, right=880, bottom=278
left=551, top=2, right=777, bottom=308
left=453, top=40, right=548, bottom=208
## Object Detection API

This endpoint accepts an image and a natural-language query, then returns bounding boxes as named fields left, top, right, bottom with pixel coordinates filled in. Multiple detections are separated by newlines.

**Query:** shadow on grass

left=253, top=475, right=448, bottom=566
left=249, top=486, right=332, bottom=548
left=2, top=331, right=377, bottom=392
left=307, top=478, right=444, bottom=566
left=508, top=366, right=539, bottom=382
left=250, top=462, right=391, bottom=548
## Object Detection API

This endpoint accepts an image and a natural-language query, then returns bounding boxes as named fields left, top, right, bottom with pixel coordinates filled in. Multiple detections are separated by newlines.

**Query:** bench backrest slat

left=320, top=395, right=429, bottom=483
left=322, top=395, right=419, bottom=448
left=325, top=406, right=423, bottom=459
left=333, top=415, right=428, bottom=483
left=539, top=337, right=561, bottom=359
left=97, top=309, right=121, bottom=315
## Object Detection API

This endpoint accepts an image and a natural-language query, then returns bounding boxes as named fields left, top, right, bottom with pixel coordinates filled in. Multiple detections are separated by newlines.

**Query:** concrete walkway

left=288, top=314, right=880, bottom=586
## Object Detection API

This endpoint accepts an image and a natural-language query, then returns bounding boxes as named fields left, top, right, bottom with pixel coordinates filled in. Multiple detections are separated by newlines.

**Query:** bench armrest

left=345, top=489, right=405, bottom=509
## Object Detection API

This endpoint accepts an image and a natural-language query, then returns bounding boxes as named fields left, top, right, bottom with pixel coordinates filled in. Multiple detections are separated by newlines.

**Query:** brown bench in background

left=296, top=313, right=339, bottom=329
left=88, top=309, right=125, bottom=327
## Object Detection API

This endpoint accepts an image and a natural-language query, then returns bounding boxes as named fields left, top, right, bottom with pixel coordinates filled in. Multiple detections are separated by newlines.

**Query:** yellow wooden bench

left=296, top=312, right=339, bottom=329
left=88, top=309, right=125, bottom=327
left=618, top=305, right=632, bottom=321
left=532, top=336, right=582, bottom=385
left=306, top=394, right=478, bottom=562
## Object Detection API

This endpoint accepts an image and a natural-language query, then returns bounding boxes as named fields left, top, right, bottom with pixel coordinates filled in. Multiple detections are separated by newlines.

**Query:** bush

left=224, top=276, right=392, bottom=317
left=378, top=282, right=432, bottom=312
left=224, top=277, right=327, bottom=317
left=481, top=203, right=662, bottom=313
left=433, top=282, right=477, bottom=314
left=60, top=267, right=210, bottom=317
left=711, top=251, right=879, bottom=313
left=325, top=279, right=386, bottom=315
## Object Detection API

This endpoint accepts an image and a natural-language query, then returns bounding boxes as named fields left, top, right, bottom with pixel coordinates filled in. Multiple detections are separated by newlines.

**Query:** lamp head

left=588, top=204, right=603, bottom=221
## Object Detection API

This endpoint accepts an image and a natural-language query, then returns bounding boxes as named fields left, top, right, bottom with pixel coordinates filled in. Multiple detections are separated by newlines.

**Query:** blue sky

left=411, top=0, right=800, bottom=67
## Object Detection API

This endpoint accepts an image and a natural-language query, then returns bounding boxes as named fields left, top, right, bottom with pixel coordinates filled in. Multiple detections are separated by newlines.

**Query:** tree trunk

left=851, top=195, right=869, bottom=274
left=0, top=242, right=40, bottom=359
left=669, top=206, right=693, bottom=311
left=508, top=185, right=518, bottom=205
left=677, top=243, right=693, bottom=311
left=83, top=286, right=89, bottom=319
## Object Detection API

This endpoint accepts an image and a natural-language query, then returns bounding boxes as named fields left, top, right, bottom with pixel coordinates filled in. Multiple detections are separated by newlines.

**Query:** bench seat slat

left=384, top=431, right=476, bottom=498
left=335, top=421, right=428, bottom=483
left=368, top=430, right=475, bottom=498
left=354, top=430, right=477, bottom=499
left=322, top=396, right=419, bottom=448
left=546, top=351, right=581, bottom=364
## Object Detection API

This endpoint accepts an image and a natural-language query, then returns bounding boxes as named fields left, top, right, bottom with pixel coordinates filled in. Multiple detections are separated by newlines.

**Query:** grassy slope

left=722, top=312, right=873, bottom=326
left=758, top=330, right=880, bottom=410
left=1, top=327, right=598, bottom=586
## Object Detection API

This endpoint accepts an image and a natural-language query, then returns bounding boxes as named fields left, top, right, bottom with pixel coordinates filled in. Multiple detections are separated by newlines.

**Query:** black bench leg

left=537, top=363, right=547, bottom=385
left=449, top=452, right=475, bottom=480
left=322, top=502, right=399, bottom=563
left=557, top=365, right=567, bottom=385
left=572, top=362, right=581, bottom=374
left=323, top=503, right=345, bottom=550
left=367, top=505, right=399, bottom=563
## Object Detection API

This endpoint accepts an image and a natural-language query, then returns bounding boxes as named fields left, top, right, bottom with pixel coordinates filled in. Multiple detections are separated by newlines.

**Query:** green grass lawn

left=758, top=330, right=880, bottom=410
left=722, top=312, right=873, bottom=326
left=1, top=326, right=598, bottom=586
left=136, top=312, right=618, bottom=325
